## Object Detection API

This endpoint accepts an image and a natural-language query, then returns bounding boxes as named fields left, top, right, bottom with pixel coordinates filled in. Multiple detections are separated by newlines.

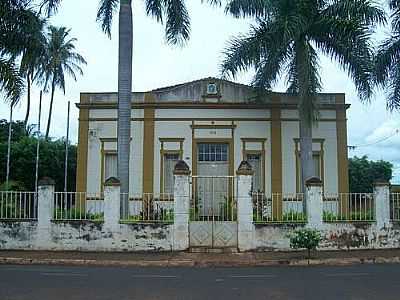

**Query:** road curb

left=1, top=256, right=400, bottom=268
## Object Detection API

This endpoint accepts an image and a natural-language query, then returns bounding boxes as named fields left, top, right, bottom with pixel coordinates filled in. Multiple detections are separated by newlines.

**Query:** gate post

left=104, top=177, right=121, bottom=230
left=173, top=160, right=191, bottom=251
left=237, top=161, right=254, bottom=252
left=374, top=181, right=390, bottom=229
left=36, top=177, right=55, bottom=249
left=305, top=177, right=323, bottom=228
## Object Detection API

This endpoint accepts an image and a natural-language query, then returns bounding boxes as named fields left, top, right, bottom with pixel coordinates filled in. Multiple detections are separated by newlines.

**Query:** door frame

left=192, top=139, right=235, bottom=178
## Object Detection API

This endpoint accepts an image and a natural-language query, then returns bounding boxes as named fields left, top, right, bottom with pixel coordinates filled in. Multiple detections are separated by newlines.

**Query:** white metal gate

left=189, top=176, right=238, bottom=248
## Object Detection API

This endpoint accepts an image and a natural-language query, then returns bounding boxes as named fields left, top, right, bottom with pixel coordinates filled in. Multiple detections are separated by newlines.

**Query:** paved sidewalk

left=0, top=249, right=400, bottom=267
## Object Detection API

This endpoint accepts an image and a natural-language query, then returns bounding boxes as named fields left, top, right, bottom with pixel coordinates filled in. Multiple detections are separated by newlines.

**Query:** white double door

left=196, top=143, right=230, bottom=218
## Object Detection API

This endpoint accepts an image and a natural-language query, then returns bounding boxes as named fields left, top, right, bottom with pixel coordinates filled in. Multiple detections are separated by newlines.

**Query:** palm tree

left=375, top=0, right=400, bottom=111
left=20, top=18, right=47, bottom=131
left=38, top=26, right=86, bottom=139
left=218, top=0, right=384, bottom=194
left=0, top=0, right=43, bottom=104
left=95, top=0, right=191, bottom=214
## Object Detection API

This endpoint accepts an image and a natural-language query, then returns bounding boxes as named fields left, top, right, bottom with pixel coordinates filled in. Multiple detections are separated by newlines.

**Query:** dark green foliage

left=0, top=120, right=76, bottom=192
left=349, top=156, right=393, bottom=193
left=289, top=228, right=321, bottom=258
left=0, top=119, right=31, bottom=143
left=374, top=0, right=400, bottom=111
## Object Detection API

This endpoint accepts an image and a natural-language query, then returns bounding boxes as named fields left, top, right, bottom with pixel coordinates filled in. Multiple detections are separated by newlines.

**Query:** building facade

left=76, top=77, right=349, bottom=196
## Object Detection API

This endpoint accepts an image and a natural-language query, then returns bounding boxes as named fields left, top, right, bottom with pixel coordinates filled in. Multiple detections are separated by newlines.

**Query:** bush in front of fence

left=289, top=228, right=322, bottom=260
left=323, top=210, right=374, bottom=222
left=253, top=210, right=306, bottom=223
left=121, top=208, right=174, bottom=223
left=53, top=208, right=104, bottom=221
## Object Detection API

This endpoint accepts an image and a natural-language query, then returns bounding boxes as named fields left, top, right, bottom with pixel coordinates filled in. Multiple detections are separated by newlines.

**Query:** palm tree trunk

left=296, top=40, right=315, bottom=199
left=45, top=79, right=56, bottom=140
left=24, top=73, right=31, bottom=133
left=118, top=0, right=133, bottom=217
left=299, top=117, right=314, bottom=193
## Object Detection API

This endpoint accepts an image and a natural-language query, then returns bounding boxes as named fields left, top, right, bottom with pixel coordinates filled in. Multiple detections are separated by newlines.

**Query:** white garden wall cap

left=38, top=177, right=55, bottom=186
left=236, top=161, right=254, bottom=175
left=174, top=160, right=191, bottom=175
left=104, top=177, right=120, bottom=186
left=373, top=180, right=390, bottom=187
left=305, top=177, right=323, bottom=186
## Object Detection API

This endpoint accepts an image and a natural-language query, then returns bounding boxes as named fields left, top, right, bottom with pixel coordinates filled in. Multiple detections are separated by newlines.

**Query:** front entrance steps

left=189, top=247, right=238, bottom=254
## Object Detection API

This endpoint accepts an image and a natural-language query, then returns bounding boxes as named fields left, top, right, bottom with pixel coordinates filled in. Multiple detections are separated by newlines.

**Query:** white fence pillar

left=237, top=161, right=254, bottom=252
left=36, top=177, right=55, bottom=249
left=173, top=161, right=191, bottom=251
left=104, top=177, right=121, bottom=230
left=374, top=181, right=390, bottom=228
left=37, top=177, right=55, bottom=228
left=305, top=177, right=323, bottom=228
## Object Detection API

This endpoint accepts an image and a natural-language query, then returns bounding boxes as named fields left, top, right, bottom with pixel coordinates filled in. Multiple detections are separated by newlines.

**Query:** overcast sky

left=1, top=0, right=399, bottom=183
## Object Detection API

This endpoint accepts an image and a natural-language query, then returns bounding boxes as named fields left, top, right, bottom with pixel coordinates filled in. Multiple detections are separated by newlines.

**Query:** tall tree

left=95, top=0, right=191, bottom=214
left=216, top=0, right=384, bottom=193
left=38, top=26, right=86, bottom=139
left=19, top=18, right=47, bottom=130
left=375, top=0, right=400, bottom=111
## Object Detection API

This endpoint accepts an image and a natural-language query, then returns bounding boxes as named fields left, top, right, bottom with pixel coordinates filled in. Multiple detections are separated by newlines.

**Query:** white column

left=104, top=177, right=121, bottom=230
left=36, top=177, right=55, bottom=249
left=237, top=161, right=254, bottom=252
left=173, top=161, right=190, bottom=251
left=374, top=181, right=390, bottom=229
left=305, top=177, right=323, bottom=228
left=37, top=177, right=55, bottom=229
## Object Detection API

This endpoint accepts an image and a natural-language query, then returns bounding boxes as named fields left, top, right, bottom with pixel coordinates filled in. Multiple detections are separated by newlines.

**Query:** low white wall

left=253, top=222, right=400, bottom=251
left=0, top=221, right=174, bottom=252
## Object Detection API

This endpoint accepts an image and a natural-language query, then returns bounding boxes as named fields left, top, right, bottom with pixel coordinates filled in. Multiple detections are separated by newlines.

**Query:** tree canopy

left=349, top=156, right=393, bottom=193
left=0, top=120, right=76, bottom=192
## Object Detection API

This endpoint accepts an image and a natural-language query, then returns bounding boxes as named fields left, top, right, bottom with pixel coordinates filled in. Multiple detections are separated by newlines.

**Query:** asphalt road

left=0, top=264, right=399, bottom=300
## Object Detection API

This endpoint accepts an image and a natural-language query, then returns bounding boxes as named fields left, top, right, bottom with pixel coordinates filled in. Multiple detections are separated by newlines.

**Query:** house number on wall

left=209, top=130, right=217, bottom=135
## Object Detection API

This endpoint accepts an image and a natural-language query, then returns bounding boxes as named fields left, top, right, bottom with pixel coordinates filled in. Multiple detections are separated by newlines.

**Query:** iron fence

left=323, top=193, right=374, bottom=222
left=391, top=193, right=400, bottom=222
left=190, top=176, right=237, bottom=222
left=252, top=192, right=306, bottom=223
left=120, top=193, right=174, bottom=223
left=0, top=191, right=37, bottom=220
left=53, top=192, right=104, bottom=221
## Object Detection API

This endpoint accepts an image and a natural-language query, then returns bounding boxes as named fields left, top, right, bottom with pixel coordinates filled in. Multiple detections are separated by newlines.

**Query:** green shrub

left=0, top=180, right=26, bottom=191
left=289, top=228, right=322, bottom=259
left=53, top=207, right=104, bottom=221
left=323, top=210, right=374, bottom=222
left=253, top=210, right=306, bottom=223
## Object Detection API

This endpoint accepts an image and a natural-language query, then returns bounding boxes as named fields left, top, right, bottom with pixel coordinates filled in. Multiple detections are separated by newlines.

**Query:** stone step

left=189, top=247, right=238, bottom=254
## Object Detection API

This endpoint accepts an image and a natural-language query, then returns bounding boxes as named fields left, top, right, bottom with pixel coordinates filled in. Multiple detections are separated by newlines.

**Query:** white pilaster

left=173, top=161, right=190, bottom=251
left=374, top=181, right=390, bottom=229
left=305, top=177, right=323, bottom=228
left=237, top=161, right=255, bottom=252
left=104, top=177, right=121, bottom=230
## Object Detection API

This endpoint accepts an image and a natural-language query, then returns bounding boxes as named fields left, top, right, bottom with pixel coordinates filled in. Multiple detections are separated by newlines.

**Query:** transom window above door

left=198, top=143, right=228, bottom=162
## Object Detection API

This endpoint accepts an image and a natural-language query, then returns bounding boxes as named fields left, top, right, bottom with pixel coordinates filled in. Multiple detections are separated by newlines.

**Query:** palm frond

left=38, top=0, right=62, bottom=17
left=145, top=0, right=163, bottom=22
left=0, top=58, right=24, bottom=104
left=225, top=0, right=275, bottom=18
left=375, top=36, right=400, bottom=85
left=311, top=18, right=374, bottom=101
left=97, top=0, right=119, bottom=38
left=323, top=0, right=386, bottom=26
left=164, top=0, right=191, bottom=45
left=386, top=62, right=400, bottom=111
